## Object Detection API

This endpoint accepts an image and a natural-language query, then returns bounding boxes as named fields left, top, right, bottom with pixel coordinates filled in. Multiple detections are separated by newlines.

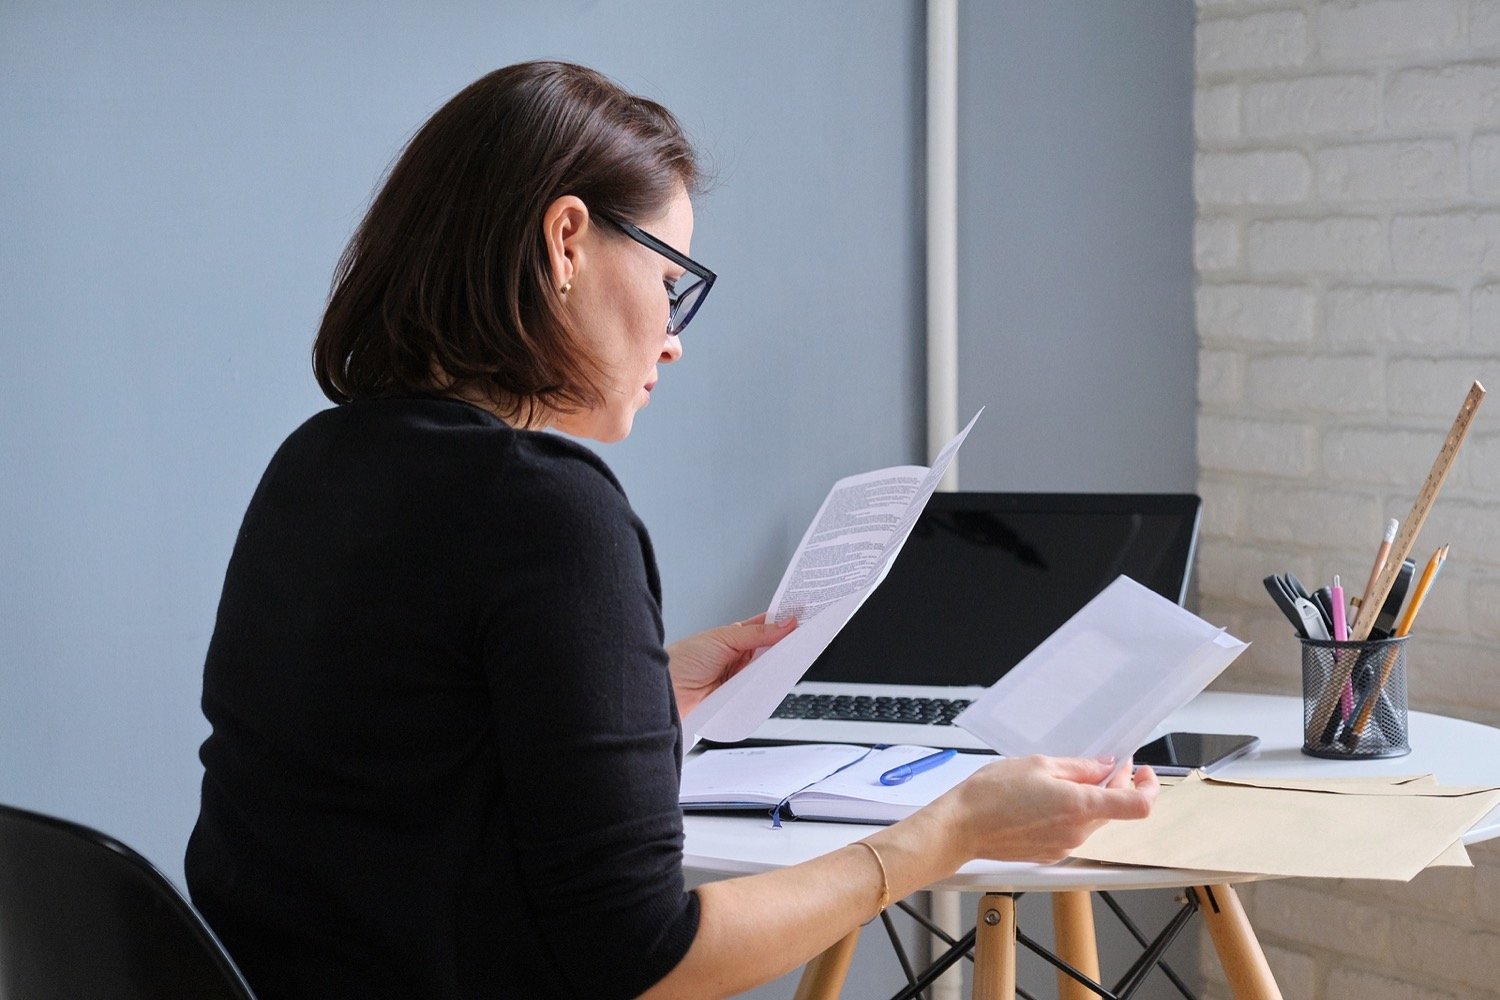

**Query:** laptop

left=742, top=492, right=1203, bottom=751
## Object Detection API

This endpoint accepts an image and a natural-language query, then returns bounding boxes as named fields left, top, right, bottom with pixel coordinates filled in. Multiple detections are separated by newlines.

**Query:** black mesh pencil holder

left=1300, top=635, right=1410, bottom=759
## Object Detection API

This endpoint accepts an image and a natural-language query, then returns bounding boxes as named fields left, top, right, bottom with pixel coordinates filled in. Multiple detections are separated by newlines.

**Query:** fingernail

left=1095, top=754, right=1116, bottom=766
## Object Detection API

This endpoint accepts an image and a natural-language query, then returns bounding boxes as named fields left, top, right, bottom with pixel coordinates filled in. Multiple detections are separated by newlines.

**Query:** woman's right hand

left=933, top=755, right=1160, bottom=865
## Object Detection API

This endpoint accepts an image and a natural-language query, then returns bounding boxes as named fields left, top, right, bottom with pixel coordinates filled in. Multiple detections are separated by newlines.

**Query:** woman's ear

left=542, top=195, right=590, bottom=293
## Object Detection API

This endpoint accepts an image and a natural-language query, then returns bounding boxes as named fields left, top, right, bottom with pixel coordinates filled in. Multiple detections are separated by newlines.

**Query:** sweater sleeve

left=479, top=442, right=698, bottom=998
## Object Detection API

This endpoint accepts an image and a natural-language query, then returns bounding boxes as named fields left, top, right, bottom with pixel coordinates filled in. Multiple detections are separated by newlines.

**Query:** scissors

left=1263, top=573, right=1331, bottom=639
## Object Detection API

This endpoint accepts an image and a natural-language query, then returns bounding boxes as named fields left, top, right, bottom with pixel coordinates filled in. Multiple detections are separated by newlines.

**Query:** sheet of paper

left=683, top=410, right=983, bottom=746
left=763, top=409, right=983, bottom=624
left=1071, top=772, right=1500, bottom=881
left=762, top=467, right=924, bottom=623
left=953, top=576, right=1248, bottom=765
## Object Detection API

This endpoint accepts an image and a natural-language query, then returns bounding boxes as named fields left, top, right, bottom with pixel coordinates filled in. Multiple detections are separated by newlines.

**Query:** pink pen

left=1332, top=574, right=1352, bottom=718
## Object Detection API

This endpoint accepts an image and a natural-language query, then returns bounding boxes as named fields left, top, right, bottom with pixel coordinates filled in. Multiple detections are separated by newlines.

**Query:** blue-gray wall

left=957, top=1, right=1197, bottom=492
left=0, top=0, right=924, bottom=867
left=1, top=2, right=1194, bottom=996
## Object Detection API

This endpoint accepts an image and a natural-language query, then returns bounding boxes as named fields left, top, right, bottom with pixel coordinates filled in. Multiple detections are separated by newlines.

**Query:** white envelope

left=954, top=576, right=1249, bottom=764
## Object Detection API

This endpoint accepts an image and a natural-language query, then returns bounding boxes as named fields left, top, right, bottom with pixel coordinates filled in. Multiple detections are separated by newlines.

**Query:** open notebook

left=742, top=492, right=1202, bottom=750
left=680, top=743, right=994, bottom=824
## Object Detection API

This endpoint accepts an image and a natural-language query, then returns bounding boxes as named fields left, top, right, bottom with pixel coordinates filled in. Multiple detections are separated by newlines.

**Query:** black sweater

left=186, top=397, right=699, bottom=999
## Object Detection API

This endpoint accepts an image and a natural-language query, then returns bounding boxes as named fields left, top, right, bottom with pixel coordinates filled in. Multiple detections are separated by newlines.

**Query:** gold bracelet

left=854, top=840, right=891, bottom=915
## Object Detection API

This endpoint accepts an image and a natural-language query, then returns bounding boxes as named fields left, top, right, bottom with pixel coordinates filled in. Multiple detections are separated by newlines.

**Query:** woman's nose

left=661, top=332, right=682, bottom=363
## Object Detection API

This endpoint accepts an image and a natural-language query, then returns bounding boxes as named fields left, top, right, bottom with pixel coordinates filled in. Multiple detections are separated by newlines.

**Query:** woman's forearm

left=639, top=800, right=969, bottom=1000
left=639, top=755, right=1157, bottom=999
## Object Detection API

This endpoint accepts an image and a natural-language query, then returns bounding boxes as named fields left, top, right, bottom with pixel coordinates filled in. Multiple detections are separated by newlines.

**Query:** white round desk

left=682, top=692, right=1500, bottom=998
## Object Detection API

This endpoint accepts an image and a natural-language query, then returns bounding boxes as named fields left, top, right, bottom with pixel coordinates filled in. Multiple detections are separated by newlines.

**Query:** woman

left=186, top=60, right=1157, bottom=999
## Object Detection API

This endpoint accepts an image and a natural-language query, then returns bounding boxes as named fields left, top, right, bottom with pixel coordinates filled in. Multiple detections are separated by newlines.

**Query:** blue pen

left=879, top=748, right=958, bottom=786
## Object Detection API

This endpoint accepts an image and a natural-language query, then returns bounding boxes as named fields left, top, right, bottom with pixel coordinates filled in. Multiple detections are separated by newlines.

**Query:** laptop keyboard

left=771, top=693, right=973, bottom=726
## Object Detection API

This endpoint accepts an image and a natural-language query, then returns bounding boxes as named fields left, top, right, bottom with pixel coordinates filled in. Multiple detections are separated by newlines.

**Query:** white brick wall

left=1243, top=75, right=1380, bottom=136
left=1197, top=282, right=1316, bottom=342
left=1325, top=284, right=1463, bottom=346
left=1245, top=216, right=1386, bottom=273
left=1387, top=63, right=1500, bottom=128
left=1195, top=1, right=1500, bottom=996
left=1198, top=10, right=1311, bottom=72
left=1473, top=280, right=1500, bottom=337
left=1315, top=0, right=1463, bottom=61
left=1197, top=148, right=1313, bottom=203
left=1195, top=215, right=1243, bottom=270
left=1473, top=132, right=1500, bottom=195
left=1196, top=83, right=1242, bottom=141
left=1476, top=0, right=1500, bottom=47
left=1314, top=139, right=1464, bottom=201
left=1391, top=210, right=1500, bottom=271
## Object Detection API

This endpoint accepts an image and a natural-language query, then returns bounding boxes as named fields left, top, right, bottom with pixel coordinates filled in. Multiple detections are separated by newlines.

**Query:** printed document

left=954, top=576, right=1249, bottom=766
left=683, top=410, right=983, bottom=746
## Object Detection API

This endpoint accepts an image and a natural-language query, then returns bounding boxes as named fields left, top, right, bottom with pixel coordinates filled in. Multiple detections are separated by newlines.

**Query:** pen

left=1346, top=544, right=1448, bottom=742
left=879, top=748, right=957, bottom=786
left=1331, top=575, right=1353, bottom=722
left=1331, top=576, right=1348, bottom=643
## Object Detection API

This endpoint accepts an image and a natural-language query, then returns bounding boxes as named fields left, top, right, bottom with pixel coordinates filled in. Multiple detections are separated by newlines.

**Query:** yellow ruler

left=1306, top=380, right=1486, bottom=744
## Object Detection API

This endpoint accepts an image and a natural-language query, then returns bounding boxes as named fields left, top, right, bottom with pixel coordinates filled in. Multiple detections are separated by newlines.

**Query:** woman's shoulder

left=501, top=431, right=639, bottom=544
left=292, top=396, right=631, bottom=520
left=505, top=427, right=626, bottom=500
left=290, top=398, right=611, bottom=477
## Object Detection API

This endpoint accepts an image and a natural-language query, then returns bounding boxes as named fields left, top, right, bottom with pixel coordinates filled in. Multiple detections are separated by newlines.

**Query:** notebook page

left=679, top=744, right=871, bottom=807
left=791, top=746, right=995, bottom=813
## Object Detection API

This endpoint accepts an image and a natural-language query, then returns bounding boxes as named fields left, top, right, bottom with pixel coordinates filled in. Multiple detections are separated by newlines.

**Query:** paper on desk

left=953, top=576, right=1248, bottom=765
left=1071, top=772, right=1500, bottom=881
left=1161, top=774, right=1471, bottom=867
left=1322, top=776, right=1470, bottom=866
left=1205, top=773, right=1485, bottom=797
left=1206, top=773, right=1476, bottom=869
left=1201, top=774, right=1474, bottom=867
left=683, top=410, right=983, bottom=747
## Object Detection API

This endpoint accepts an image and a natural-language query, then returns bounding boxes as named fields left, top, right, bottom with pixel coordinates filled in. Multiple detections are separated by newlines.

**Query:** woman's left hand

left=668, top=614, right=798, bottom=716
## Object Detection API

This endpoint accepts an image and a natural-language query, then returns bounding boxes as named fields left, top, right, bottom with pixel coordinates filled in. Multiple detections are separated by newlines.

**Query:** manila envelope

left=1071, top=772, right=1500, bottom=881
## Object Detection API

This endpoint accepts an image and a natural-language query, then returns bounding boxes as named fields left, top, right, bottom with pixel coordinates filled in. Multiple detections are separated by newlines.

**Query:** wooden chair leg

left=1194, top=885, right=1283, bottom=1000
left=793, top=927, right=861, bottom=1000
left=1051, top=890, right=1101, bottom=999
left=971, top=892, right=1016, bottom=1000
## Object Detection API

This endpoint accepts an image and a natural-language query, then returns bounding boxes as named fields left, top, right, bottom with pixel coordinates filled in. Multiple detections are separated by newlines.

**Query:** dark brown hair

left=312, top=61, right=701, bottom=421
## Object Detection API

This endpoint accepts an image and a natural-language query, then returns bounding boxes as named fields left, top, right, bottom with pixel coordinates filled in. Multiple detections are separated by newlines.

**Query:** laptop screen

left=803, top=492, right=1202, bottom=688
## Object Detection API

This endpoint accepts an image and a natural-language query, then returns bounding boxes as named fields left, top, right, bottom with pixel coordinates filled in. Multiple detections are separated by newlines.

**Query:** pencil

left=1346, top=544, right=1448, bottom=742
left=1353, top=518, right=1398, bottom=616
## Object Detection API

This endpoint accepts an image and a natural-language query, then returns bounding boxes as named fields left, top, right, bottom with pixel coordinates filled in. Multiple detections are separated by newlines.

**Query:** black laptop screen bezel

left=799, top=491, right=1203, bottom=689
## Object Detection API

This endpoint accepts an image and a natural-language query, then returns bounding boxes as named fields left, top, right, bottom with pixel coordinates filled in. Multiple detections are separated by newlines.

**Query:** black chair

left=0, top=802, right=256, bottom=999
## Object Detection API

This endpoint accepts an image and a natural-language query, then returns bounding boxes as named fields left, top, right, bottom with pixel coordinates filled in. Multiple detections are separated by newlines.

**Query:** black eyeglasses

left=613, top=220, right=716, bottom=337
